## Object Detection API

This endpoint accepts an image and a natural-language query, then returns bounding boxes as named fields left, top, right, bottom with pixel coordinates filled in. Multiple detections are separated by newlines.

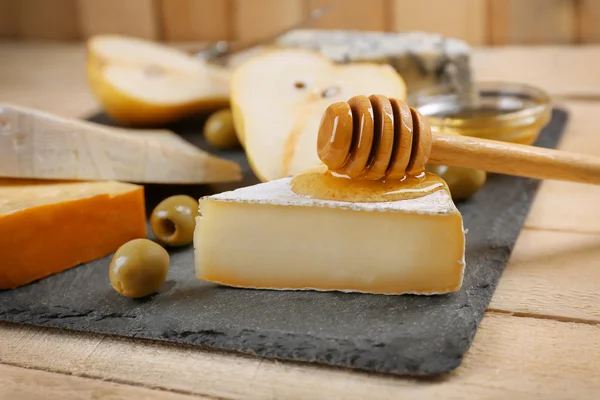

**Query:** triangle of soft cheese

left=194, top=178, right=466, bottom=295
left=0, top=104, right=241, bottom=184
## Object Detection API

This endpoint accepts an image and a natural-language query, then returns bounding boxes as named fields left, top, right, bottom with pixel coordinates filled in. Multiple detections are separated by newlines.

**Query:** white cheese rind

left=195, top=178, right=466, bottom=296
left=203, top=177, right=458, bottom=215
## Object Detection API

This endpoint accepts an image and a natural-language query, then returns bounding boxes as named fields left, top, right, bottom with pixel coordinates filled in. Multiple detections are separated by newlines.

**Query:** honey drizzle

left=290, top=166, right=449, bottom=203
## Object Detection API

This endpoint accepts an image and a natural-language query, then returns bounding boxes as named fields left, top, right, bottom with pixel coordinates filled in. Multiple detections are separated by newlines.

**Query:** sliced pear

left=230, top=49, right=407, bottom=182
left=87, top=35, right=231, bottom=127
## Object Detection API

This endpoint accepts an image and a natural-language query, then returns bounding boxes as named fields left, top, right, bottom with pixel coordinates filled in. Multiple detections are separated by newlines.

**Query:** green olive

left=204, top=108, right=239, bottom=149
left=427, top=165, right=487, bottom=201
left=109, top=238, right=169, bottom=298
left=150, top=195, right=199, bottom=247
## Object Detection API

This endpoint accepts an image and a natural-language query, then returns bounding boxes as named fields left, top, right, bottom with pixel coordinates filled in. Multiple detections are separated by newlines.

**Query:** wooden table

left=1, top=41, right=600, bottom=400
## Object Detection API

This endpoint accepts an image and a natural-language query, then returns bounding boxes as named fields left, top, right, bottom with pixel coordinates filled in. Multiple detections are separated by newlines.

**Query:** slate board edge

left=1, top=309, right=464, bottom=376
left=0, top=109, right=569, bottom=377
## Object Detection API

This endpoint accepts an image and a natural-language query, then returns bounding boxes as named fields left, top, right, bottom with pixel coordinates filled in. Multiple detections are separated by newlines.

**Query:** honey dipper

left=317, top=94, right=600, bottom=184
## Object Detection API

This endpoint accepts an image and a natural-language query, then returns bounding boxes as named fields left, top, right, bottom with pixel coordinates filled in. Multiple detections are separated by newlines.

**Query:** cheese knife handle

left=429, top=132, right=600, bottom=185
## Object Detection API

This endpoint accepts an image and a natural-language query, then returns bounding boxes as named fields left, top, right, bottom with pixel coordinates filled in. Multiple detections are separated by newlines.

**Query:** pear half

left=87, top=35, right=231, bottom=126
left=231, top=49, right=407, bottom=182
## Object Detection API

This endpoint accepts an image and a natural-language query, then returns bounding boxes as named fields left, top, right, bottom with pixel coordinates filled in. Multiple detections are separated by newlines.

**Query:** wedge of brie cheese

left=194, top=178, right=466, bottom=295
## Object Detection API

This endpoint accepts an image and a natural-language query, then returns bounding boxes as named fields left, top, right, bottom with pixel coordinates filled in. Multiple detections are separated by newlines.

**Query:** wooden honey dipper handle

left=429, top=133, right=600, bottom=185
left=317, top=95, right=600, bottom=184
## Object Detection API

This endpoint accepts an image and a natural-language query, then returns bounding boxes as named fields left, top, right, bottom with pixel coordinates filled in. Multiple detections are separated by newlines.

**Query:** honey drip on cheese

left=290, top=166, right=448, bottom=203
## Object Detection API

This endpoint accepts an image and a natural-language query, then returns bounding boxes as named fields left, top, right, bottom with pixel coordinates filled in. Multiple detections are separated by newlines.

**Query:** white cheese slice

left=0, top=104, right=241, bottom=184
left=194, top=178, right=466, bottom=295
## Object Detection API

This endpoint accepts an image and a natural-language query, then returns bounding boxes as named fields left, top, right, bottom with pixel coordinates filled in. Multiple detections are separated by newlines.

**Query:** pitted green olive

left=150, top=195, right=199, bottom=247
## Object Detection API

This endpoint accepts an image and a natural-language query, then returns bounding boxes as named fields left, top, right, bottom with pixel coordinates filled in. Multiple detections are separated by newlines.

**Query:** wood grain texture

left=490, top=228, right=600, bottom=322
left=14, top=0, right=80, bottom=40
left=489, top=0, right=576, bottom=45
left=0, top=364, right=202, bottom=400
left=2, top=313, right=600, bottom=399
left=0, top=0, right=16, bottom=38
left=160, top=0, right=231, bottom=41
left=525, top=180, right=600, bottom=234
left=524, top=101, right=600, bottom=234
left=555, top=101, right=600, bottom=153
left=0, top=42, right=97, bottom=117
left=78, top=0, right=161, bottom=40
left=578, top=0, right=600, bottom=43
left=306, top=0, right=388, bottom=31
left=232, top=0, right=306, bottom=42
left=429, top=132, right=600, bottom=185
left=391, top=0, right=487, bottom=45
left=471, top=46, right=600, bottom=97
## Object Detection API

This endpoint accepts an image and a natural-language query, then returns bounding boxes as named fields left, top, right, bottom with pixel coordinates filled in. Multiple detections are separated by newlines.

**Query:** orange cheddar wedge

left=0, top=179, right=147, bottom=289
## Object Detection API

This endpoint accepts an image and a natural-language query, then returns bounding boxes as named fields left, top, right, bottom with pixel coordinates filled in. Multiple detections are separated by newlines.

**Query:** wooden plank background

left=0, top=0, right=594, bottom=44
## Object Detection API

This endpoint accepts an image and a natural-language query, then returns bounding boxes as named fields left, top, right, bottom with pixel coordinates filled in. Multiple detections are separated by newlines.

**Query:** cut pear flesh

left=230, top=49, right=407, bottom=181
left=87, top=35, right=230, bottom=125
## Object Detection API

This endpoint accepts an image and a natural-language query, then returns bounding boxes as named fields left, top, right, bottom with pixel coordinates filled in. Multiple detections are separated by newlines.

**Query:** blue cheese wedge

left=194, top=178, right=466, bottom=295
left=273, top=29, right=472, bottom=93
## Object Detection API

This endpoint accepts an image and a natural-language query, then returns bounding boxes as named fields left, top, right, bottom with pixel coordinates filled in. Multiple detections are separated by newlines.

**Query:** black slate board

left=0, top=109, right=568, bottom=376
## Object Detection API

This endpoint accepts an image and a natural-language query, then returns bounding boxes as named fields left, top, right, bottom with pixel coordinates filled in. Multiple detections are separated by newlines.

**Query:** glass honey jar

left=408, top=81, right=552, bottom=145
